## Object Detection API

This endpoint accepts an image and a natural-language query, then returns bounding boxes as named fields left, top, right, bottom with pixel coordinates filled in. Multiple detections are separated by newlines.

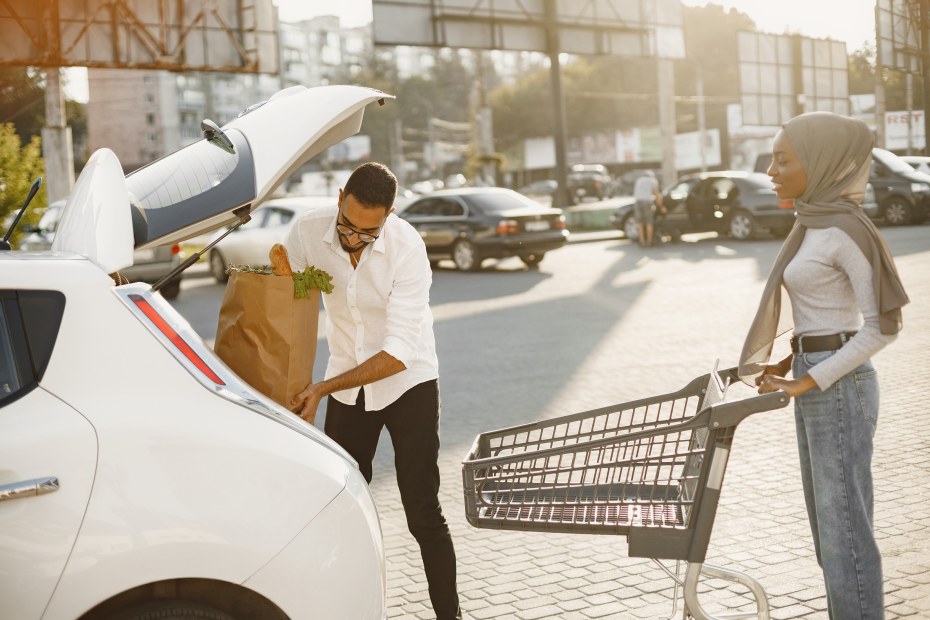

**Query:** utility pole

left=42, top=68, right=75, bottom=203
left=544, top=0, right=571, bottom=208
left=921, top=0, right=930, bottom=154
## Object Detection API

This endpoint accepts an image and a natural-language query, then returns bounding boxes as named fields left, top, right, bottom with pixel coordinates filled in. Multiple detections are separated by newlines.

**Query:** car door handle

left=0, top=476, right=60, bottom=502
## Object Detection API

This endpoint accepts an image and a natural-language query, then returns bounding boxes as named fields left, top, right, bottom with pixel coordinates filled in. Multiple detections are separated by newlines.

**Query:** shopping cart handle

left=706, top=390, right=790, bottom=428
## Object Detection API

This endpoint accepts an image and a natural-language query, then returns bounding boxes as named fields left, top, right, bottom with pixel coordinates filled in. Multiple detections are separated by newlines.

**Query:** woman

left=739, top=111, right=909, bottom=619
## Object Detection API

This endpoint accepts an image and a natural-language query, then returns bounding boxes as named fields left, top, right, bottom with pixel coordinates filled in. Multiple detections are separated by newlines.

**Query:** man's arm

left=292, top=351, right=406, bottom=423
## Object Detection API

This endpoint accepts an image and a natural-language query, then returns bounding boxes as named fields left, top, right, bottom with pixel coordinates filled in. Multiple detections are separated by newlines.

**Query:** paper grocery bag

left=213, top=271, right=319, bottom=409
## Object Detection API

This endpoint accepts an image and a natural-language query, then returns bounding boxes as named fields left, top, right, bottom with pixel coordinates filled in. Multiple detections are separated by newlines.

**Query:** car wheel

left=882, top=197, right=912, bottom=225
left=452, top=239, right=480, bottom=272
left=209, top=250, right=229, bottom=283
left=107, top=600, right=235, bottom=620
left=159, top=276, right=181, bottom=300
left=623, top=215, right=639, bottom=241
left=729, top=210, right=755, bottom=240
left=519, top=252, right=545, bottom=268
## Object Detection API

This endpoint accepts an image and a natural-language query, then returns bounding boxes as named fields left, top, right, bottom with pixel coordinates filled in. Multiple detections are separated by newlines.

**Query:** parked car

left=17, top=200, right=185, bottom=299
left=757, top=148, right=930, bottom=225
left=611, top=171, right=795, bottom=241
left=567, top=163, right=612, bottom=203
left=398, top=187, right=569, bottom=271
left=516, top=179, right=558, bottom=206
left=207, top=195, right=333, bottom=282
left=871, top=148, right=930, bottom=225
left=900, top=155, right=930, bottom=175
left=0, top=85, right=389, bottom=620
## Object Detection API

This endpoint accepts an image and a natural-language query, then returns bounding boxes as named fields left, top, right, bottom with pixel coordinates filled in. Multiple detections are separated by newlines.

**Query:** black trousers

left=324, top=379, right=461, bottom=620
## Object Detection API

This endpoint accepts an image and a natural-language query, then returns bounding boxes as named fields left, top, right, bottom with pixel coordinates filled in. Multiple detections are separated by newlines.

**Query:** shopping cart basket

left=462, top=365, right=790, bottom=620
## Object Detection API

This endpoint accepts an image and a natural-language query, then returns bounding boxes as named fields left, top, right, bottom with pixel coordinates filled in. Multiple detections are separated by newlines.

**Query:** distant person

left=740, top=112, right=909, bottom=620
left=286, top=162, right=463, bottom=620
left=632, top=170, right=664, bottom=246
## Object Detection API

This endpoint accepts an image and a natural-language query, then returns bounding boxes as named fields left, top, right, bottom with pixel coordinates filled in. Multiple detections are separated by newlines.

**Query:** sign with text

left=885, top=110, right=926, bottom=150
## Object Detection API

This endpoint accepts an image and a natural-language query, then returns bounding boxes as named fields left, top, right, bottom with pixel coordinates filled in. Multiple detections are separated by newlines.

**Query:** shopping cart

left=462, top=364, right=790, bottom=620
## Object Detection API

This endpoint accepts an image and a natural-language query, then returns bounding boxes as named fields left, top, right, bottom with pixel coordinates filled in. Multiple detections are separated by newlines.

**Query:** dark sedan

left=610, top=171, right=795, bottom=241
left=398, top=188, right=569, bottom=271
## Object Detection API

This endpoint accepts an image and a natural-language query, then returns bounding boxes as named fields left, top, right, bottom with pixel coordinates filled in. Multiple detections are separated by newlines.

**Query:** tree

left=0, top=67, right=45, bottom=141
left=0, top=123, right=46, bottom=247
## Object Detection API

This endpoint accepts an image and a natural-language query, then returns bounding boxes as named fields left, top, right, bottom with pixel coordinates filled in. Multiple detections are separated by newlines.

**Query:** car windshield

left=463, top=191, right=539, bottom=213
left=873, top=148, right=914, bottom=174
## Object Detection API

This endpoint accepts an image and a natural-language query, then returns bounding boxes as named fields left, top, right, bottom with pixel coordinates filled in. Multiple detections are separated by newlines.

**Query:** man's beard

left=338, top=235, right=365, bottom=254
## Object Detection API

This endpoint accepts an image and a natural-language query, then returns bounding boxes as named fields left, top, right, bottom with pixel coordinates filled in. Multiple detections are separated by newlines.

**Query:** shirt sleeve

left=381, top=239, right=432, bottom=368
left=807, top=232, right=897, bottom=389
left=283, top=218, right=309, bottom=273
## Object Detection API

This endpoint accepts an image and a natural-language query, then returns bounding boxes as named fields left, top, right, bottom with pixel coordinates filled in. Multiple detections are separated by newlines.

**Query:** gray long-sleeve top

left=782, top=227, right=896, bottom=389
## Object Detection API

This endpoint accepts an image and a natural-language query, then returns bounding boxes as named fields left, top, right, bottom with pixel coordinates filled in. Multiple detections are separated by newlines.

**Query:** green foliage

left=0, top=122, right=46, bottom=247
left=227, top=264, right=334, bottom=297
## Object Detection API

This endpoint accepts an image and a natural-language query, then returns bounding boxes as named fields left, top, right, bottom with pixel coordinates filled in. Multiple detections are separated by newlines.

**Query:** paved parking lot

left=358, top=226, right=930, bottom=619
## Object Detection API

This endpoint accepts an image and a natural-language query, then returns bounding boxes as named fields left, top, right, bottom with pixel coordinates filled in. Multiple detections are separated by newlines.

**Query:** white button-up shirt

left=284, top=205, right=438, bottom=411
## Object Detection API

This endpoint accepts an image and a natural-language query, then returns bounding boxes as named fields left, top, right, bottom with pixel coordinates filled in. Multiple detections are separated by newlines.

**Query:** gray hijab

left=738, top=111, right=910, bottom=382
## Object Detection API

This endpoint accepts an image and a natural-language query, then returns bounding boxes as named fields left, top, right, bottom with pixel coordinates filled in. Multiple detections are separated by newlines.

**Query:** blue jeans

left=794, top=350, right=883, bottom=619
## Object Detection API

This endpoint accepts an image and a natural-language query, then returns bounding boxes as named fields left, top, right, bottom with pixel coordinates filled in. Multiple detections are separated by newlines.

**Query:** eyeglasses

left=336, top=213, right=381, bottom=244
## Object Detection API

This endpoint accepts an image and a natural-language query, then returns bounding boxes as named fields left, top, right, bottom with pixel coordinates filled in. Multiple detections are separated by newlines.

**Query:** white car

left=207, top=195, right=333, bottom=282
left=0, top=85, right=391, bottom=620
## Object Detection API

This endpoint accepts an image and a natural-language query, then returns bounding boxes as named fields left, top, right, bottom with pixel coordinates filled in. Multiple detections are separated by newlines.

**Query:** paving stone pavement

left=358, top=225, right=930, bottom=620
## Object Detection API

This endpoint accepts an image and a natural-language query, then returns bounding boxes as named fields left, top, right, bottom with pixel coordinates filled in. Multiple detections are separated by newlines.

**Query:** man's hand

left=291, top=383, right=324, bottom=425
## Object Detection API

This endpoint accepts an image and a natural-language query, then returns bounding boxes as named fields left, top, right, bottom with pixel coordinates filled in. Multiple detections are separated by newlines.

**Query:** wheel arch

left=78, top=578, right=288, bottom=620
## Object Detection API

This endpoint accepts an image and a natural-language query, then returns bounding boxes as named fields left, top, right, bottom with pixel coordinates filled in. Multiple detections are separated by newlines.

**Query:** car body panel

left=18, top=201, right=182, bottom=289
left=244, top=473, right=386, bottom=620
left=0, top=389, right=98, bottom=620
left=51, top=148, right=134, bottom=273
left=1, top=84, right=390, bottom=619
left=127, top=85, right=391, bottom=248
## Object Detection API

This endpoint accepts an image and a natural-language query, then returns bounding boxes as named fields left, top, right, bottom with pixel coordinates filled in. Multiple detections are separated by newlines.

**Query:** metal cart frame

left=462, top=366, right=789, bottom=620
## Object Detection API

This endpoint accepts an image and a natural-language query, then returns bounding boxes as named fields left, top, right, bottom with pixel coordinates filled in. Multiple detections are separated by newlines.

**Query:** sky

left=64, top=0, right=878, bottom=102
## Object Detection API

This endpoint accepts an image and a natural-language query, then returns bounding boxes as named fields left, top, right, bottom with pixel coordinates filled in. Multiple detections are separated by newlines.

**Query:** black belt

left=790, top=332, right=857, bottom=354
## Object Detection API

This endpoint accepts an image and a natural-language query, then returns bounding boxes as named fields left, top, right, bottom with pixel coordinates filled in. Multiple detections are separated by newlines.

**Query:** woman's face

left=767, top=129, right=808, bottom=200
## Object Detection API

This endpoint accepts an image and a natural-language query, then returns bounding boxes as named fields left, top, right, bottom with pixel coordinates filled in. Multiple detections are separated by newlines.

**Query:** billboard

left=738, top=31, right=848, bottom=127
left=0, top=0, right=278, bottom=73
left=372, top=0, right=685, bottom=58
left=876, top=0, right=921, bottom=73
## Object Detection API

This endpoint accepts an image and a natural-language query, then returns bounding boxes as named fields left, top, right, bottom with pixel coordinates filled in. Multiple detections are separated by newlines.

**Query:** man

left=632, top=170, right=664, bottom=246
left=285, top=162, right=462, bottom=620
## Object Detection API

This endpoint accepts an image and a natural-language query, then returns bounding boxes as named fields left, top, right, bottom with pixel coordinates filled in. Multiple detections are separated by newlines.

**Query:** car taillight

left=497, top=219, right=520, bottom=235
left=779, top=199, right=794, bottom=209
left=171, top=243, right=182, bottom=255
left=554, top=215, right=567, bottom=229
left=129, top=293, right=225, bottom=385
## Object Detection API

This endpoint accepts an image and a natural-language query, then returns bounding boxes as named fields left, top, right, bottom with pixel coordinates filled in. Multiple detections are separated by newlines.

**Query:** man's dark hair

left=343, top=162, right=397, bottom=209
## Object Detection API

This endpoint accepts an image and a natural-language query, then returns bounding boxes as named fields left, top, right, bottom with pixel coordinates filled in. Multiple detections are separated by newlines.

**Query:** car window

left=0, top=290, right=65, bottom=407
left=0, top=303, right=22, bottom=403
left=265, top=208, right=294, bottom=228
left=404, top=199, right=443, bottom=217
left=462, top=191, right=536, bottom=213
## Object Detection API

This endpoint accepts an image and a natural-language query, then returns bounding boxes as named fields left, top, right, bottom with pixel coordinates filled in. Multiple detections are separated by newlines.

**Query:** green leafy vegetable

left=228, top=264, right=334, bottom=297
left=292, top=266, right=334, bottom=297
